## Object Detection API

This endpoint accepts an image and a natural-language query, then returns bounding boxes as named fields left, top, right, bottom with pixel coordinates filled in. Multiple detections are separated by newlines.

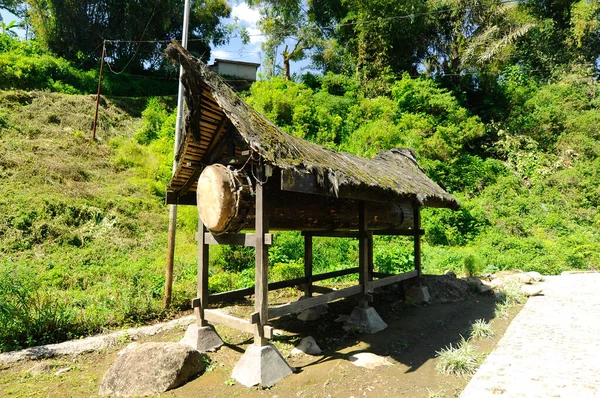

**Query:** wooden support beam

left=268, top=285, right=362, bottom=319
left=301, top=229, right=422, bottom=238
left=281, top=168, right=398, bottom=203
left=196, top=222, right=209, bottom=327
left=311, top=285, right=335, bottom=294
left=254, top=171, right=269, bottom=346
left=208, top=267, right=360, bottom=303
left=413, top=203, right=422, bottom=284
left=367, top=270, right=418, bottom=290
left=358, top=201, right=369, bottom=308
left=368, top=231, right=374, bottom=282
left=200, top=232, right=273, bottom=246
left=304, top=234, right=313, bottom=297
left=204, top=309, right=273, bottom=339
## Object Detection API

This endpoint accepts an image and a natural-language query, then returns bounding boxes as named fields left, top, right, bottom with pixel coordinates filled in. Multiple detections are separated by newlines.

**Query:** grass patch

left=496, top=281, right=527, bottom=306
left=435, top=336, right=482, bottom=377
left=470, top=319, right=495, bottom=339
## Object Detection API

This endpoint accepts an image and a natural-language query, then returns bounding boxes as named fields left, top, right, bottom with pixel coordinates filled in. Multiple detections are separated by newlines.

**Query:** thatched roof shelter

left=165, top=41, right=459, bottom=211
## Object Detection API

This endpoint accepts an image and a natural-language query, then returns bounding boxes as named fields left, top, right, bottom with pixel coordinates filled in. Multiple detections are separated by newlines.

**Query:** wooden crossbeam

left=367, top=270, right=418, bottom=290
left=268, top=285, right=362, bottom=319
left=198, top=232, right=273, bottom=246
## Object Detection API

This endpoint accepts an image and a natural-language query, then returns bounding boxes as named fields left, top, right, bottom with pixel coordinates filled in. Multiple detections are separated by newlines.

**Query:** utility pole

left=164, top=0, right=191, bottom=308
left=92, top=41, right=106, bottom=141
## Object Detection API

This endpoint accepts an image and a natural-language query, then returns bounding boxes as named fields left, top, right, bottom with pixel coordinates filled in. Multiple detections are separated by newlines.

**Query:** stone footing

left=406, top=286, right=431, bottom=303
left=346, top=306, right=388, bottom=334
left=231, top=344, right=294, bottom=387
left=180, top=324, right=223, bottom=353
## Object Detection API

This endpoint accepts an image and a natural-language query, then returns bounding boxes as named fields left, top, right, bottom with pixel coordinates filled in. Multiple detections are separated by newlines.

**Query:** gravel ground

left=461, top=273, right=600, bottom=398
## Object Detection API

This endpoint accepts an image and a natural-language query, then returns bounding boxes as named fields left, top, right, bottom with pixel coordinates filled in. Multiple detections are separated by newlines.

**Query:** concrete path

left=461, top=273, right=600, bottom=398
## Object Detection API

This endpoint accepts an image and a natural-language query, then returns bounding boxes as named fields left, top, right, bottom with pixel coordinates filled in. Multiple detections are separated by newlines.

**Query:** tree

left=24, top=0, right=232, bottom=71
left=247, top=0, right=321, bottom=80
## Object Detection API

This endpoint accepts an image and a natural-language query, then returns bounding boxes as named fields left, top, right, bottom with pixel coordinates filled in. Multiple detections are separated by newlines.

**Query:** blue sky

left=1, top=2, right=313, bottom=77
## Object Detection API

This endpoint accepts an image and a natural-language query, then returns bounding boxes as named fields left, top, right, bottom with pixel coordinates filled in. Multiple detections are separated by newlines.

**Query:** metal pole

left=92, top=41, right=106, bottom=141
left=164, top=0, right=192, bottom=308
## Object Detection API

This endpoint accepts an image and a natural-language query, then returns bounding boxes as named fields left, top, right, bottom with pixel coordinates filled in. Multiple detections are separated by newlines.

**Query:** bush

left=436, top=336, right=482, bottom=376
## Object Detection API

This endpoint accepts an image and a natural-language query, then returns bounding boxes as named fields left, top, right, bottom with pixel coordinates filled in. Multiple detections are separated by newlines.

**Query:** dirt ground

left=0, top=277, right=520, bottom=398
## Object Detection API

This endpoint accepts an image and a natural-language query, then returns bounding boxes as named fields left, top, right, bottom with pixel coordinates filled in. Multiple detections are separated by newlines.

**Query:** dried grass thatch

left=165, top=41, right=459, bottom=210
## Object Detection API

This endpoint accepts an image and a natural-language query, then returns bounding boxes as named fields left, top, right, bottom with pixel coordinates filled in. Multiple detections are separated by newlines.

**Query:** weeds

left=435, top=336, right=482, bottom=377
left=494, top=302, right=510, bottom=319
left=470, top=319, right=495, bottom=339
left=497, top=281, right=527, bottom=306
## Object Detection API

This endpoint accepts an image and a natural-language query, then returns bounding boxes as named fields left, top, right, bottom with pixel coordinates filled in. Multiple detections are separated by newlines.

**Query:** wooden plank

left=268, top=285, right=362, bottom=319
left=204, top=309, right=272, bottom=338
left=207, top=267, right=359, bottom=303
left=311, top=285, right=335, bottom=294
left=254, top=173, right=269, bottom=346
left=281, top=169, right=397, bottom=204
left=372, top=229, right=424, bottom=236
left=367, top=270, right=418, bottom=290
left=302, top=231, right=359, bottom=238
left=202, top=233, right=273, bottom=246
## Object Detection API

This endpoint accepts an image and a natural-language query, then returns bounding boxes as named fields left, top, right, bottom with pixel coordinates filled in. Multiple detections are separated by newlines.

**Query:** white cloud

left=231, top=2, right=261, bottom=27
left=211, top=50, right=232, bottom=59
left=246, top=27, right=264, bottom=45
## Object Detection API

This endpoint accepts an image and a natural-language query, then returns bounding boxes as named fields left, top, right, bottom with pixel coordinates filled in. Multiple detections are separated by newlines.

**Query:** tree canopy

left=22, top=0, right=232, bottom=71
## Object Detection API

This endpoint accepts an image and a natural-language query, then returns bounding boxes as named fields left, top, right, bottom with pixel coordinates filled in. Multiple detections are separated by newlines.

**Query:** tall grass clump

left=436, top=336, right=482, bottom=376
left=0, top=271, right=76, bottom=352
left=470, top=319, right=495, bottom=339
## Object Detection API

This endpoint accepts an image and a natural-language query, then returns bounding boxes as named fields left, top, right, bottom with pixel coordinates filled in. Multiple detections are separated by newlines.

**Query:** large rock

left=99, top=342, right=205, bottom=397
left=290, top=336, right=322, bottom=356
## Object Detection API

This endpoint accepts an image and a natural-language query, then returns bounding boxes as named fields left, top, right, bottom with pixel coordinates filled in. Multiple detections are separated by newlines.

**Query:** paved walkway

left=461, top=273, right=600, bottom=398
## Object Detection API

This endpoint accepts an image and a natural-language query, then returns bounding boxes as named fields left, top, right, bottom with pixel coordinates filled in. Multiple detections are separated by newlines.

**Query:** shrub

left=470, top=319, right=495, bottom=339
left=462, top=254, right=480, bottom=277
left=436, top=336, right=482, bottom=376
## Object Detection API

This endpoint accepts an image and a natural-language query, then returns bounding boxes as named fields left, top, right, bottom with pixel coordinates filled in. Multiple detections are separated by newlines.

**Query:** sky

left=1, top=2, right=314, bottom=78
left=210, top=1, right=313, bottom=77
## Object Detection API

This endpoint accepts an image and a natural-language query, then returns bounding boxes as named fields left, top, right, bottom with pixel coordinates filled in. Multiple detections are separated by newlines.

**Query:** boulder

left=521, top=284, right=543, bottom=297
left=290, top=336, right=322, bottom=356
left=525, top=271, right=543, bottom=282
left=99, top=342, right=205, bottom=397
left=444, top=270, right=457, bottom=278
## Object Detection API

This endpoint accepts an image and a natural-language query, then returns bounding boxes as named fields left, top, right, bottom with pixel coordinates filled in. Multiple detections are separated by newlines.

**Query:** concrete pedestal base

left=179, top=324, right=223, bottom=353
left=346, top=306, right=388, bottom=334
left=406, top=286, right=431, bottom=303
left=231, top=344, right=294, bottom=387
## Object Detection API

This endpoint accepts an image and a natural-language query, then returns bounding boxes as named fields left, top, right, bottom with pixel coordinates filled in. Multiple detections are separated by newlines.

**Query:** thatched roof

left=165, top=41, right=459, bottom=210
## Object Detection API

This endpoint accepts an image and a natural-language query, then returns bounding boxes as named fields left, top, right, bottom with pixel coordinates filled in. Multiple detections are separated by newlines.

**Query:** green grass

left=470, top=319, right=495, bottom=339
left=435, top=336, right=482, bottom=377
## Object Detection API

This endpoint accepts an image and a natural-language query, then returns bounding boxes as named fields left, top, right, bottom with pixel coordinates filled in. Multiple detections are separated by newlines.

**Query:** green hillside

left=1, top=31, right=599, bottom=353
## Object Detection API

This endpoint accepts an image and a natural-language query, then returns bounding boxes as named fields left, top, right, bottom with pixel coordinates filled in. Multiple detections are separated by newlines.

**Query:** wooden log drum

left=196, top=164, right=414, bottom=234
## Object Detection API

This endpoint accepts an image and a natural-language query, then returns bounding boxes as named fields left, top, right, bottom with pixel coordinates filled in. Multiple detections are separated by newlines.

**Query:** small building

left=165, top=41, right=459, bottom=388
left=209, top=58, right=260, bottom=81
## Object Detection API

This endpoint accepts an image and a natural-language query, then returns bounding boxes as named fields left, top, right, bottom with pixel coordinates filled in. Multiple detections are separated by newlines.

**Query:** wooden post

left=358, top=201, right=369, bottom=308
left=413, top=202, right=422, bottom=284
left=367, top=231, right=374, bottom=282
left=163, top=0, right=191, bottom=308
left=163, top=205, right=177, bottom=308
left=92, top=40, right=106, bottom=141
left=304, top=234, right=313, bottom=297
left=196, top=221, right=209, bottom=326
left=254, top=167, right=269, bottom=346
